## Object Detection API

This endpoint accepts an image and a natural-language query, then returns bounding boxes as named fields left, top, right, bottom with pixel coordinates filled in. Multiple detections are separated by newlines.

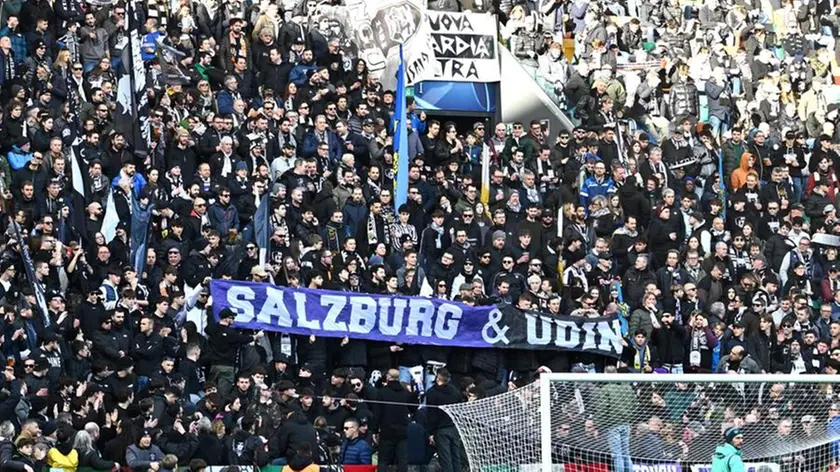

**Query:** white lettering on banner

left=595, top=319, right=625, bottom=354
left=228, top=286, right=256, bottom=321
left=525, top=313, right=552, bottom=345
left=321, top=295, right=348, bottom=331
left=296, top=292, right=320, bottom=330
left=263, top=286, right=293, bottom=327
left=349, top=297, right=378, bottom=333
left=378, top=298, right=406, bottom=336
left=633, top=464, right=681, bottom=472
left=407, top=299, right=436, bottom=336
left=435, top=304, right=463, bottom=339
left=525, top=314, right=622, bottom=353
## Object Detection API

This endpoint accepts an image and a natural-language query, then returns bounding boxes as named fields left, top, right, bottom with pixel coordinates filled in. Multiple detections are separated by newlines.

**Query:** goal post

left=441, top=373, right=840, bottom=472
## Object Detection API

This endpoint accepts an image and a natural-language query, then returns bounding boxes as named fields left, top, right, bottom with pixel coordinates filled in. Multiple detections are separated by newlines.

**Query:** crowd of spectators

left=3, top=0, right=840, bottom=470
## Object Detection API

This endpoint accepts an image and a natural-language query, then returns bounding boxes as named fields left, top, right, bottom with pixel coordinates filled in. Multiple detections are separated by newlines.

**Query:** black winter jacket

left=375, top=380, right=417, bottom=438
left=425, top=383, right=463, bottom=433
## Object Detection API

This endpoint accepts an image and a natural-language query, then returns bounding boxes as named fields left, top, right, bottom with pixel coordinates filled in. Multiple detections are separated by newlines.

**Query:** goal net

left=440, top=373, right=840, bottom=472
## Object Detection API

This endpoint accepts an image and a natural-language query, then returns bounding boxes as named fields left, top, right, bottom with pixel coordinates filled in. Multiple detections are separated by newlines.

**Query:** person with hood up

left=711, top=427, right=745, bottom=472
left=269, top=409, right=318, bottom=465
left=730, top=153, right=759, bottom=190
left=282, top=444, right=319, bottom=472
left=46, top=423, right=78, bottom=471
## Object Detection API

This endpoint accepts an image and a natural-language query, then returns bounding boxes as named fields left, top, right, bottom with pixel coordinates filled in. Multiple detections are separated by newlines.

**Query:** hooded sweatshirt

left=282, top=453, right=319, bottom=472
left=711, top=442, right=743, bottom=472
left=47, top=440, right=79, bottom=471
left=730, top=152, right=759, bottom=190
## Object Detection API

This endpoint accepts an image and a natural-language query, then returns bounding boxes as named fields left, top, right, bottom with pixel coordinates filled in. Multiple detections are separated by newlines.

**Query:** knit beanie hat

left=724, top=427, right=743, bottom=444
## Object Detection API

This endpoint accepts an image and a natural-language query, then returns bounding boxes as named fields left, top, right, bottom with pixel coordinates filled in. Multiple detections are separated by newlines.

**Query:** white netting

left=441, top=375, right=840, bottom=472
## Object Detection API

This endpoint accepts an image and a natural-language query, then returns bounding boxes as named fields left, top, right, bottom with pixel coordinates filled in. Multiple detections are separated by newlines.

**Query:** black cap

left=219, top=308, right=236, bottom=320
left=41, top=421, right=58, bottom=437
left=275, top=380, right=296, bottom=391
left=116, top=356, right=134, bottom=371
left=34, top=358, right=50, bottom=371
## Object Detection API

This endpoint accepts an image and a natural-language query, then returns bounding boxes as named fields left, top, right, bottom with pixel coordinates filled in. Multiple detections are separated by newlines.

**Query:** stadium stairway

left=499, top=44, right=577, bottom=137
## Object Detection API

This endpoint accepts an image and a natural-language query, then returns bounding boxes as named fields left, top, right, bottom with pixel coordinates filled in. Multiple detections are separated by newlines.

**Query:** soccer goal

left=439, top=373, right=840, bottom=472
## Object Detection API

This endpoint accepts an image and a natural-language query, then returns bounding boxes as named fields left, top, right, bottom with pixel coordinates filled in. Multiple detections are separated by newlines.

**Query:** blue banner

left=210, top=280, right=623, bottom=356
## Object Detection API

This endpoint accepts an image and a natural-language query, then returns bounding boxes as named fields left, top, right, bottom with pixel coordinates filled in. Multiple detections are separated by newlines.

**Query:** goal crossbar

left=539, top=372, right=840, bottom=384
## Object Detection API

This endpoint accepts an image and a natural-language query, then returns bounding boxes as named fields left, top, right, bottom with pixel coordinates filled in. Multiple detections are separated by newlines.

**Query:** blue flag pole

left=393, top=45, right=409, bottom=213
left=255, top=194, right=270, bottom=266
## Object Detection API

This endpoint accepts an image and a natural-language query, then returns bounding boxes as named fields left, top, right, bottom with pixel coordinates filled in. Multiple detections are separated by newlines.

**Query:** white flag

left=70, top=146, right=85, bottom=199
left=102, top=190, right=119, bottom=243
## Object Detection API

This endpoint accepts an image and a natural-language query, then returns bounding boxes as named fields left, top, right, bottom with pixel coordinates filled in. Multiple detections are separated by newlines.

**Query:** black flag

left=115, top=0, right=149, bottom=159
left=10, top=219, right=50, bottom=326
